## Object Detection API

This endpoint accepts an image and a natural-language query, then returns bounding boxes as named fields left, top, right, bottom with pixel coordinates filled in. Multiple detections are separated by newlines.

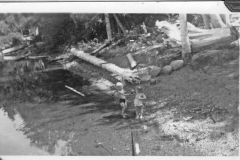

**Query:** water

left=0, top=107, right=73, bottom=155
left=0, top=108, right=49, bottom=155
left=0, top=62, right=115, bottom=156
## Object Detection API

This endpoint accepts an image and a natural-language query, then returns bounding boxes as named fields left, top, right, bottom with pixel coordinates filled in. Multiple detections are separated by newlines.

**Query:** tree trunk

left=202, top=14, right=211, bottom=29
left=209, top=14, right=226, bottom=28
left=70, top=48, right=140, bottom=84
left=104, top=14, right=112, bottom=41
left=179, top=14, right=191, bottom=61
left=113, top=14, right=126, bottom=35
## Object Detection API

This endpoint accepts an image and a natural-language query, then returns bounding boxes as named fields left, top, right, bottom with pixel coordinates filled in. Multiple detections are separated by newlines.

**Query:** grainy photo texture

left=0, top=8, right=239, bottom=156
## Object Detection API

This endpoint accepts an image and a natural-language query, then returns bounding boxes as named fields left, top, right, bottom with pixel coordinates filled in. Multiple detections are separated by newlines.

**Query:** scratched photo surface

left=0, top=2, right=239, bottom=157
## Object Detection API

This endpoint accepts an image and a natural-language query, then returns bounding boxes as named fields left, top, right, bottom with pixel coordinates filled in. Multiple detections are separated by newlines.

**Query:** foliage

left=0, top=13, right=206, bottom=52
left=187, top=14, right=204, bottom=27
left=0, top=13, right=40, bottom=49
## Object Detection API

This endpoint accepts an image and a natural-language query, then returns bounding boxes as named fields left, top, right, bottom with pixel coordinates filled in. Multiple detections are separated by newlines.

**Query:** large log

left=70, top=48, right=140, bottom=84
left=191, top=26, right=239, bottom=53
left=156, top=21, right=239, bottom=53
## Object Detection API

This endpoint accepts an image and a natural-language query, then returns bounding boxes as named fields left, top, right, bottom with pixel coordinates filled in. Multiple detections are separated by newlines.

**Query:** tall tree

left=113, top=14, right=126, bottom=35
left=179, top=14, right=191, bottom=62
left=104, top=14, right=112, bottom=41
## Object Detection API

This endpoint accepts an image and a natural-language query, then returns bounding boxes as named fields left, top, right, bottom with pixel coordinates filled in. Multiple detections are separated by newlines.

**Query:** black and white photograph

left=0, top=1, right=239, bottom=157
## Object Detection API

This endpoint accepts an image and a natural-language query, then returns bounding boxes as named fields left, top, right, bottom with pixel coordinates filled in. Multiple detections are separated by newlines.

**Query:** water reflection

left=0, top=105, right=79, bottom=155
left=0, top=108, right=49, bottom=155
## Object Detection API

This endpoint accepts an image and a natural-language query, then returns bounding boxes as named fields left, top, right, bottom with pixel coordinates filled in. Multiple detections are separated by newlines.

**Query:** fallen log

left=191, top=26, right=239, bottom=53
left=97, top=37, right=128, bottom=55
left=156, top=21, right=239, bottom=53
left=70, top=48, right=140, bottom=84
left=2, top=44, right=28, bottom=55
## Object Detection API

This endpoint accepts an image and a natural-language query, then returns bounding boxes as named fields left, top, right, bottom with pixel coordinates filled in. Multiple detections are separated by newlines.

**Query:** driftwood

left=91, top=40, right=112, bottom=55
left=126, top=53, right=137, bottom=69
left=97, top=37, right=127, bottom=55
left=70, top=48, right=140, bottom=84
left=65, top=85, right=85, bottom=97
left=3, top=55, right=47, bottom=61
left=2, top=44, right=28, bottom=55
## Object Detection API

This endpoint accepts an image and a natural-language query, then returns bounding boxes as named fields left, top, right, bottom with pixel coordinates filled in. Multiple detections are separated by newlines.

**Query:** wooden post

left=180, top=14, right=191, bottom=62
left=131, top=130, right=141, bottom=156
left=105, top=14, right=112, bottom=41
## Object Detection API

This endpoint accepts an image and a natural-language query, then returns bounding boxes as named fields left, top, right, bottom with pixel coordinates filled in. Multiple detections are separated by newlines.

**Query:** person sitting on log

left=114, top=82, right=129, bottom=118
left=134, top=85, right=146, bottom=119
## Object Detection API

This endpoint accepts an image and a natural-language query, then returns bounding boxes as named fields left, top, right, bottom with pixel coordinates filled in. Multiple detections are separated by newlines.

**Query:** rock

left=161, top=65, right=172, bottom=75
left=149, top=66, right=161, bottom=77
left=139, top=73, right=151, bottom=82
left=170, top=60, right=184, bottom=71
left=191, top=50, right=220, bottom=70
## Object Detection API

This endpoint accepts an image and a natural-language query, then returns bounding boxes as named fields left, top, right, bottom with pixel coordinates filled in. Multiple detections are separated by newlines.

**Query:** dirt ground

left=0, top=46, right=239, bottom=156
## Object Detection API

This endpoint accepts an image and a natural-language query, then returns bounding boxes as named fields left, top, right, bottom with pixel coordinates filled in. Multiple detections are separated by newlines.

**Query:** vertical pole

left=131, top=130, right=141, bottom=156
left=180, top=14, right=191, bottom=63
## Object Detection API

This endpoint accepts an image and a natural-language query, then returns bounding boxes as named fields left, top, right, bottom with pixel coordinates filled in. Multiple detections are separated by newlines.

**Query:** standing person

left=134, top=86, right=146, bottom=119
left=115, top=82, right=128, bottom=118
